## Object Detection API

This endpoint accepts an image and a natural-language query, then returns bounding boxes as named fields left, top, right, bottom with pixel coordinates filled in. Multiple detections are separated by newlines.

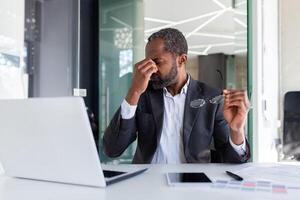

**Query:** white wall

left=252, top=0, right=280, bottom=162
left=280, top=0, right=300, bottom=94
left=280, top=0, right=300, bottom=129
left=0, top=163, right=3, bottom=174
left=278, top=0, right=300, bottom=160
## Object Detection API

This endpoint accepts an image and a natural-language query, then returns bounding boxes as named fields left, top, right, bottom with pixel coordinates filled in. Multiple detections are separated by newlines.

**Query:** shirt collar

left=181, top=74, right=190, bottom=94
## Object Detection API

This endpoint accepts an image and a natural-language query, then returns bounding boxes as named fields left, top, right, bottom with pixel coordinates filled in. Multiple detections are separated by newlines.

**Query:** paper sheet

left=233, top=163, right=300, bottom=186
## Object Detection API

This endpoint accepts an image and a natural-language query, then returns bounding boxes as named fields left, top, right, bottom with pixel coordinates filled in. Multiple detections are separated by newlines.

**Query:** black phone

left=167, top=172, right=212, bottom=185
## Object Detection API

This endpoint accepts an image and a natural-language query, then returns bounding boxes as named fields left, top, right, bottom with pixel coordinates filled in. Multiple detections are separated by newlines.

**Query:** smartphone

left=166, top=172, right=212, bottom=186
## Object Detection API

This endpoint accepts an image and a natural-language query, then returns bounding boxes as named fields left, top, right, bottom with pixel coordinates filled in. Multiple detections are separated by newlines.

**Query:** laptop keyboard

left=103, top=170, right=126, bottom=178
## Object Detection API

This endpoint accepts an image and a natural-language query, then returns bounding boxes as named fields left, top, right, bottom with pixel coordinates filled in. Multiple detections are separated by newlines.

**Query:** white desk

left=0, top=163, right=299, bottom=200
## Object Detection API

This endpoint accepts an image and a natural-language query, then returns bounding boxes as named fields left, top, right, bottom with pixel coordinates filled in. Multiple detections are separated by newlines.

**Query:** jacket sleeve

left=213, top=102, right=251, bottom=163
left=103, top=107, right=137, bottom=158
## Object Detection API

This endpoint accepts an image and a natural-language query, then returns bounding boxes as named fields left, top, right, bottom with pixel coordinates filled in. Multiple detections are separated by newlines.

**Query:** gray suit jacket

left=103, top=78, right=250, bottom=164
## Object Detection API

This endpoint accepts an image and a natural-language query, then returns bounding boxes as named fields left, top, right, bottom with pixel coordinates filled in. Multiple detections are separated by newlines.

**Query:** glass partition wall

left=99, top=0, right=144, bottom=163
left=99, top=0, right=248, bottom=163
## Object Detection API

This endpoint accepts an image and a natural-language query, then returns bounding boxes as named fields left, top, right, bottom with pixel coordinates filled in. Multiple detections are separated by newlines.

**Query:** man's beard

left=151, top=61, right=178, bottom=90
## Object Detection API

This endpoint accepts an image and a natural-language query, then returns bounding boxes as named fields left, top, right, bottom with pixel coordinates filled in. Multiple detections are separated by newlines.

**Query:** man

left=103, top=28, right=251, bottom=164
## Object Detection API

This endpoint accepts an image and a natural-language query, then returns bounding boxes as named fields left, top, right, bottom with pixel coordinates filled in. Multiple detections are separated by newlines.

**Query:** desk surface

left=0, top=163, right=299, bottom=200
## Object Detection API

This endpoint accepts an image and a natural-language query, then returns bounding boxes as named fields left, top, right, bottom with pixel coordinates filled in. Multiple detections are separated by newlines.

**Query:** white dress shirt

left=121, top=77, right=246, bottom=164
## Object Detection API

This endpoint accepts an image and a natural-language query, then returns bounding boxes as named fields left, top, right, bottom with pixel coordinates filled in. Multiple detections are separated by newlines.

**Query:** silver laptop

left=0, top=97, right=147, bottom=187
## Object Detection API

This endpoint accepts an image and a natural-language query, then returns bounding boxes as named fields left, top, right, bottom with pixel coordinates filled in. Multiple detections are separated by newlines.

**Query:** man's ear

left=178, top=54, right=187, bottom=65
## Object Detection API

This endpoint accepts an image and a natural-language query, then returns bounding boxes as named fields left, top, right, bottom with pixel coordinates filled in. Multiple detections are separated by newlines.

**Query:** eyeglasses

left=190, top=95, right=224, bottom=108
left=190, top=94, right=253, bottom=109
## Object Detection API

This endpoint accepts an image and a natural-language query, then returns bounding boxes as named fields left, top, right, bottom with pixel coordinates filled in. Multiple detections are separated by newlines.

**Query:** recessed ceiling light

left=144, top=17, right=175, bottom=24
left=185, top=9, right=228, bottom=38
left=234, top=18, right=247, bottom=28
left=144, top=10, right=221, bottom=33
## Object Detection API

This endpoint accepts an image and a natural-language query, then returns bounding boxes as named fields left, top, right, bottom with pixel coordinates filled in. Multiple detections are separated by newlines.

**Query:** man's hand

left=125, top=59, right=158, bottom=105
left=223, top=89, right=251, bottom=145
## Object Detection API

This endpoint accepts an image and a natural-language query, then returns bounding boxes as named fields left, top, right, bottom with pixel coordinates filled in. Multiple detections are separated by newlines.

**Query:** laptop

left=0, top=97, right=147, bottom=187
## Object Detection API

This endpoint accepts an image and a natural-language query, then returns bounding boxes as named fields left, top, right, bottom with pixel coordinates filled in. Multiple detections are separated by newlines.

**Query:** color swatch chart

left=211, top=179, right=300, bottom=194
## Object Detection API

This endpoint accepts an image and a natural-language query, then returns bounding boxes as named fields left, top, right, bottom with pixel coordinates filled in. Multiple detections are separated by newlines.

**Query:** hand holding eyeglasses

left=223, top=89, right=251, bottom=145
left=190, top=89, right=251, bottom=145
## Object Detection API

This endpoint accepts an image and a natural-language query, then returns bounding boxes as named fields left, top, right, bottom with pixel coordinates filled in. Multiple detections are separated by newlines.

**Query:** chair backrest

left=283, top=91, right=300, bottom=160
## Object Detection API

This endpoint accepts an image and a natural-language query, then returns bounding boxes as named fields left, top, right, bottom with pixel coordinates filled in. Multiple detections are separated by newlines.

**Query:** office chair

left=283, top=91, right=300, bottom=160
left=210, top=150, right=223, bottom=163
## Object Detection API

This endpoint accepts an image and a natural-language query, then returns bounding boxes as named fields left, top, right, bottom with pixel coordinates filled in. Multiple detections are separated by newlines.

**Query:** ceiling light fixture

left=144, top=17, right=175, bottom=24
left=185, top=8, right=229, bottom=38
left=234, top=17, right=247, bottom=28
left=188, top=50, right=208, bottom=55
left=234, top=10, right=247, bottom=16
left=235, top=1, right=247, bottom=7
left=203, top=45, right=212, bottom=54
left=212, top=0, right=227, bottom=9
left=144, top=10, right=222, bottom=33
left=189, top=42, right=235, bottom=49
left=189, top=32, right=234, bottom=39
left=234, top=48, right=247, bottom=54
left=110, top=16, right=132, bottom=29
left=235, top=30, right=247, bottom=35
left=235, top=43, right=247, bottom=47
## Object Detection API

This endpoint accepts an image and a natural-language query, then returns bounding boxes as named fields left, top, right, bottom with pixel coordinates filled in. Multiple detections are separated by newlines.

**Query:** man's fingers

left=224, top=93, right=246, bottom=99
left=225, top=100, right=249, bottom=111
left=224, top=89, right=250, bottom=108
left=145, top=66, right=158, bottom=78
left=135, top=59, right=155, bottom=70
left=139, top=62, right=156, bottom=73
left=223, top=90, right=248, bottom=99
left=226, top=99, right=244, bottom=106
left=135, top=58, right=151, bottom=67
left=225, top=95, right=249, bottom=105
left=223, top=89, right=246, bottom=94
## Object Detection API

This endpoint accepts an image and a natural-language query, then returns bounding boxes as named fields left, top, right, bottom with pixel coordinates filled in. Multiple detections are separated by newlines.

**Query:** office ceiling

left=144, top=0, right=247, bottom=55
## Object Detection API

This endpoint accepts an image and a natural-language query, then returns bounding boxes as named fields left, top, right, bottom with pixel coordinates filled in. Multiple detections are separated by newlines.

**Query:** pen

left=225, top=171, right=243, bottom=181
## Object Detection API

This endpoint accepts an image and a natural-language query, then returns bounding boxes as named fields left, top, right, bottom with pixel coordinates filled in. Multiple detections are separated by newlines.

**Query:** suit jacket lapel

left=148, top=88, right=164, bottom=145
left=183, top=78, right=204, bottom=150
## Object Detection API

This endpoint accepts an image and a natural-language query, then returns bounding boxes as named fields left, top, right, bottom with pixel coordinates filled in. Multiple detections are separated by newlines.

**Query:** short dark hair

left=148, top=28, right=188, bottom=55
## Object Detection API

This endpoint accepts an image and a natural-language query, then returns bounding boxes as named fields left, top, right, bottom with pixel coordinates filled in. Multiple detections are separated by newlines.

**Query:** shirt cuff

left=121, top=99, right=137, bottom=119
left=229, top=137, right=246, bottom=156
